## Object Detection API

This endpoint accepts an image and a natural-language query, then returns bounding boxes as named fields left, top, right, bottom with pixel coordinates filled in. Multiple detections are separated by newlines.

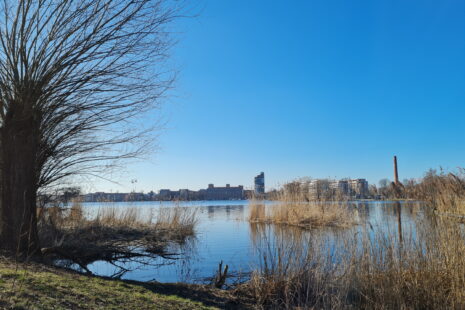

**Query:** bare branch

left=0, top=0, right=180, bottom=189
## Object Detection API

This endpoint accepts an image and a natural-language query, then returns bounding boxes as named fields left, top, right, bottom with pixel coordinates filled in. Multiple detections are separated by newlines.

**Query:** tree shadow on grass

left=110, top=278, right=252, bottom=309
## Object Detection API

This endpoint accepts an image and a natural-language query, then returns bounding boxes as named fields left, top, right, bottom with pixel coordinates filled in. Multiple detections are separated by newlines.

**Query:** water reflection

left=74, top=200, right=434, bottom=283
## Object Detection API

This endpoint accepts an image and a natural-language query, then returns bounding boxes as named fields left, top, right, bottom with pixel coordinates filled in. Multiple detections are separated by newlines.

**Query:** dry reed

left=405, top=169, right=465, bottom=215
left=43, top=202, right=198, bottom=232
left=249, top=179, right=356, bottom=228
left=243, top=214, right=465, bottom=309
left=249, top=201, right=355, bottom=229
left=38, top=202, right=198, bottom=271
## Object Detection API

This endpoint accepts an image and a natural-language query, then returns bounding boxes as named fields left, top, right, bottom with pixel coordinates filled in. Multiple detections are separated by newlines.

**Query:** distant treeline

left=266, top=169, right=465, bottom=215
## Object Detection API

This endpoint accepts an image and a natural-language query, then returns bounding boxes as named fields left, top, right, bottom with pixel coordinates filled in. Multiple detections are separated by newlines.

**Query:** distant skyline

left=88, top=0, right=465, bottom=193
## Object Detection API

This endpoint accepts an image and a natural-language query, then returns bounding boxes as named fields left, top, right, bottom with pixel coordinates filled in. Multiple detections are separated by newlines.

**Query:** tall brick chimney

left=393, top=155, right=399, bottom=185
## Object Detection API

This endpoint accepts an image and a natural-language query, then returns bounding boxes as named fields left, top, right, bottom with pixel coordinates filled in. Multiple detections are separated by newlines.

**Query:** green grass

left=0, top=260, right=228, bottom=310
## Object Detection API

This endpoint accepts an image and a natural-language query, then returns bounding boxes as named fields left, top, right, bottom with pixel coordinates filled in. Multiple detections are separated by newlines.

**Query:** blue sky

left=92, top=0, right=465, bottom=193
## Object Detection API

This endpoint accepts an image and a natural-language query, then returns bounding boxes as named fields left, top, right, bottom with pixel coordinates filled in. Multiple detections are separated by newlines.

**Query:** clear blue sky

left=91, top=0, right=465, bottom=193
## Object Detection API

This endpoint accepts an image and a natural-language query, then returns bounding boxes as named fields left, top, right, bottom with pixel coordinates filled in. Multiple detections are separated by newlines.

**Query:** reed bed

left=249, top=178, right=356, bottom=228
left=38, top=202, right=198, bottom=272
left=242, top=215, right=465, bottom=309
left=249, top=190, right=356, bottom=229
left=44, top=202, right=197, bottom=232
left=249, top=201, right=355, bottom=229
left=404, top=169, right=465, bottom=215
left=155, top=206, right=198, bottom=233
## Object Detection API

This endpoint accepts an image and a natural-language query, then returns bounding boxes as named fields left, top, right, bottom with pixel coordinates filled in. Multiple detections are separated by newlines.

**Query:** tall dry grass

left=38, top=202, right=198, bottom=262
left=249, top=179, right=356, bottom=229
left=155, top=206, right=198, bottom=232
left=248, top=202, right=266, bottom=222
left=244, top=215, right=465, bottom=309
left=249, top=200, right=355, bottom=229
left=405, top=169, right=465, bottom=215
left=42, top=202, right=197, bottom=232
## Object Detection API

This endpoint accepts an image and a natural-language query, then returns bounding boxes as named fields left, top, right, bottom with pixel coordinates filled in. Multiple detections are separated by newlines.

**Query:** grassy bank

left=0, top=259, right=244, bottom=309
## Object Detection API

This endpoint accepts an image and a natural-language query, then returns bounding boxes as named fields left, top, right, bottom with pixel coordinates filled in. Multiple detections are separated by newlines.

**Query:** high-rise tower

left=254, top=172, right=265, bottom=195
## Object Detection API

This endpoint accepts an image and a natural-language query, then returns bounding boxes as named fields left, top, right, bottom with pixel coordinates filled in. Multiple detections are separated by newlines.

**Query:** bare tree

left=0, top=0, right=179, bottom=256
left=378, top=178, right=390, bottom=189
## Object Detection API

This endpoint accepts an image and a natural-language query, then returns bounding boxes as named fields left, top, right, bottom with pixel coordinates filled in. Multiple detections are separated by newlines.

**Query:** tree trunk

left=0, top=105, right=40, bottom=257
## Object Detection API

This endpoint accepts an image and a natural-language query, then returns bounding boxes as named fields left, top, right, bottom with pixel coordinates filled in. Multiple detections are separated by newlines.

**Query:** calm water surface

left=77, top=200, right=425, bottom=283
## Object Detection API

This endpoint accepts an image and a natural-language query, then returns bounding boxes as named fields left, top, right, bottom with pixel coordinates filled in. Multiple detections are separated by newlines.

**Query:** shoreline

left=0, top=258, right=249, bottom=309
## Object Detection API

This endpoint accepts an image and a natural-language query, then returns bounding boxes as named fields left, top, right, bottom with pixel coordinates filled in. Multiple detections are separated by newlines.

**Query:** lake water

left=76, top=200, right=426, bottom=283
